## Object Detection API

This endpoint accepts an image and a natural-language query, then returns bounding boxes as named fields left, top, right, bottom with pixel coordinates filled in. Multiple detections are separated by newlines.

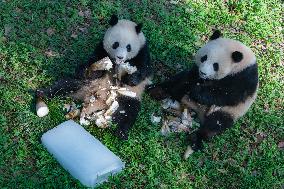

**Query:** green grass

left=0, top=0, right=283, bottom=188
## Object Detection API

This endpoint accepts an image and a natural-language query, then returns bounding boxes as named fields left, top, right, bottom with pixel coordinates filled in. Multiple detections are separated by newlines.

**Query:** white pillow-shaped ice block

left=41, top=120, right=125, bottom=187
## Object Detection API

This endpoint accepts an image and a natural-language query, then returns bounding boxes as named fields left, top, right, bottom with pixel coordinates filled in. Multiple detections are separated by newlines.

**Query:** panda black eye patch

left=201, top=55, right=207, bottom=62
left=126, top=44, right=131, bottom=52
left=213, top=62, right=219, bottom=71
left=112, top=42, right=119, bottom=49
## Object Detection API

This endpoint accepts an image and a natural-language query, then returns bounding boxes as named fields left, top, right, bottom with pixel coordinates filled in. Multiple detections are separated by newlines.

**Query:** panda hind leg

left=36, top=78, right=83, bottom=99
left=189, top=111, right=234, bottom=151
left=112, top=96, right=141, bottom=140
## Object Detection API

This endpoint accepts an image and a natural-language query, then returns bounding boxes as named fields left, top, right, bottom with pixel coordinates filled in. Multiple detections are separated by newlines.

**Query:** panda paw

left=35, top=89, right=45, bottom=98
left=123, top=74, right=141, bottom=86
left=146, top=84, right=169, bottom=100
left=189, top=132, right=204, bottom=151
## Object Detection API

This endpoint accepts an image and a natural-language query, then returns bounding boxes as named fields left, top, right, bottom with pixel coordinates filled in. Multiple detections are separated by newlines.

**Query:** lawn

left=0, top=0, right=283, bottom=188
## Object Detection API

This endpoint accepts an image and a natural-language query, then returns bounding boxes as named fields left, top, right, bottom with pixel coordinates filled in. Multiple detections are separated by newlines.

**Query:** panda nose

left=117, top=56, right=123, bottom=60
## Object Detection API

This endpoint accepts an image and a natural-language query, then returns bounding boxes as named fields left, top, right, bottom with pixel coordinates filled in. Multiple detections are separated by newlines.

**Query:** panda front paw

left=146, top=84, right=169, bottom=100
left=123, top=74, right=141, bottom=86
left=189, top=132, right=204, bottom=151
left=35, top=89, right=45, bottom=98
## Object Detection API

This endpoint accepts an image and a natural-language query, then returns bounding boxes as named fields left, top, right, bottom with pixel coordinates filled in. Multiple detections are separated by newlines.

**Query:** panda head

left=103, top=15, right=146, bottom=63
left=195, top=30, right=256, bottom=80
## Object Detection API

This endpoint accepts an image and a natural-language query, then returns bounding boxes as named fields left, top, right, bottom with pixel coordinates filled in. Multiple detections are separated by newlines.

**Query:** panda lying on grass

left=147, top=30, right=258, bottom=158
left=36, top=15, right=152, bottom=139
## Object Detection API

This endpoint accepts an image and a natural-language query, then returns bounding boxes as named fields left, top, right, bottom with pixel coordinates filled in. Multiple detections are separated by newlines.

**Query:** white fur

left=103, top=19, right=146, bottom=63
left=36, top=100, right=49, bottom=117
left=37, top=106, right=49, bottom=117
left=199, top=62, right=215, bottom=79
left=195, top=38, right=256, bottom=80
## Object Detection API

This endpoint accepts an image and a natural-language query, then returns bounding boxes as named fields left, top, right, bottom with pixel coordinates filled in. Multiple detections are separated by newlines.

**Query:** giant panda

left=36, top=15, right=152, bottom=139
left=147, top=30, right=258, bottom=155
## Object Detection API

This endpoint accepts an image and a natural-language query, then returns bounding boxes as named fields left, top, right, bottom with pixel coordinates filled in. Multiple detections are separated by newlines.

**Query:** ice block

left=41, top=120, right=125, bottom=187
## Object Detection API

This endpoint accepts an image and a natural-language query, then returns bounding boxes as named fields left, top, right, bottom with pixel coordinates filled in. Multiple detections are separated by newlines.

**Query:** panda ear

left=135, top=23, right=143, bottom=34
left=210, top=30, right=222, bottom=40
left=109, top=14, right=118, bottom=26
left=232, top=51, right=243, bottom=63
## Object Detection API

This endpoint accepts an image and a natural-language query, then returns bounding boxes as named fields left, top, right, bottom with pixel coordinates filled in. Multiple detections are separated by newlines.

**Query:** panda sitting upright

left=36, top=15, right=152, bottom=139
left=147, top=30, right=258, bottom=155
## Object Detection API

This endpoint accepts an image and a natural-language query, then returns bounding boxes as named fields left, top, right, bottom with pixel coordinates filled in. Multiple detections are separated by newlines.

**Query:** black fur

left=232, top=51, right=243, bottom=63
left=147, top=65, right=199, bottom=101
left=147, top=62, right=258, bottom=151
left=148, top=63, right=258, bottom=106
left=210, top=30, right=222, bottom=40
left=188, top=63, right=258, bottom=106
left=121, top=42, right=152, bottom=86
left=36, top=78, right=84, bottom=98
left=112, top=96, right=141, bottom=140
left=135, top=23, right=143, bottom=34
left=109, top=14, right=118, bottom=26
left=39, top=42, right=110, bottom=98
left=37, top=31, right=151, bottom=140
left=189, top=111, right=233, bottom=151
left=201, top=55, right=207, bottom=62
left=213, top=63, right=219, bottom=71
left=75, top=41, right=151, bottom=86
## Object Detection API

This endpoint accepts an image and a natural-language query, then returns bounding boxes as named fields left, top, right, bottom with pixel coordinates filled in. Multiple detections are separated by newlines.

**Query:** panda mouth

left=109, top=57, right=124, bottom=65
left=199, top=71, right=206, bottom=76
left=199, top=71, right=207, bottom=78
left=113, top=56, right=126, bottom=64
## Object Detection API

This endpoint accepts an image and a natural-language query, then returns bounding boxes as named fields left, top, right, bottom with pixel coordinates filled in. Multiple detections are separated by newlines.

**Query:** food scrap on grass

left=151, top=98, right=200, bottom=136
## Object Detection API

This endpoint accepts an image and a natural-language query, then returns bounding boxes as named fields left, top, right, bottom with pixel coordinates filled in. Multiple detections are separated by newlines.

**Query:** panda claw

left=189, top=132, right=204, bottom=151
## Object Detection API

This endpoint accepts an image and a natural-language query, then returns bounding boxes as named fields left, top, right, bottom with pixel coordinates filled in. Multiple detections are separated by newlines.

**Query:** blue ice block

left=41, top=120, right=125, bottom=187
